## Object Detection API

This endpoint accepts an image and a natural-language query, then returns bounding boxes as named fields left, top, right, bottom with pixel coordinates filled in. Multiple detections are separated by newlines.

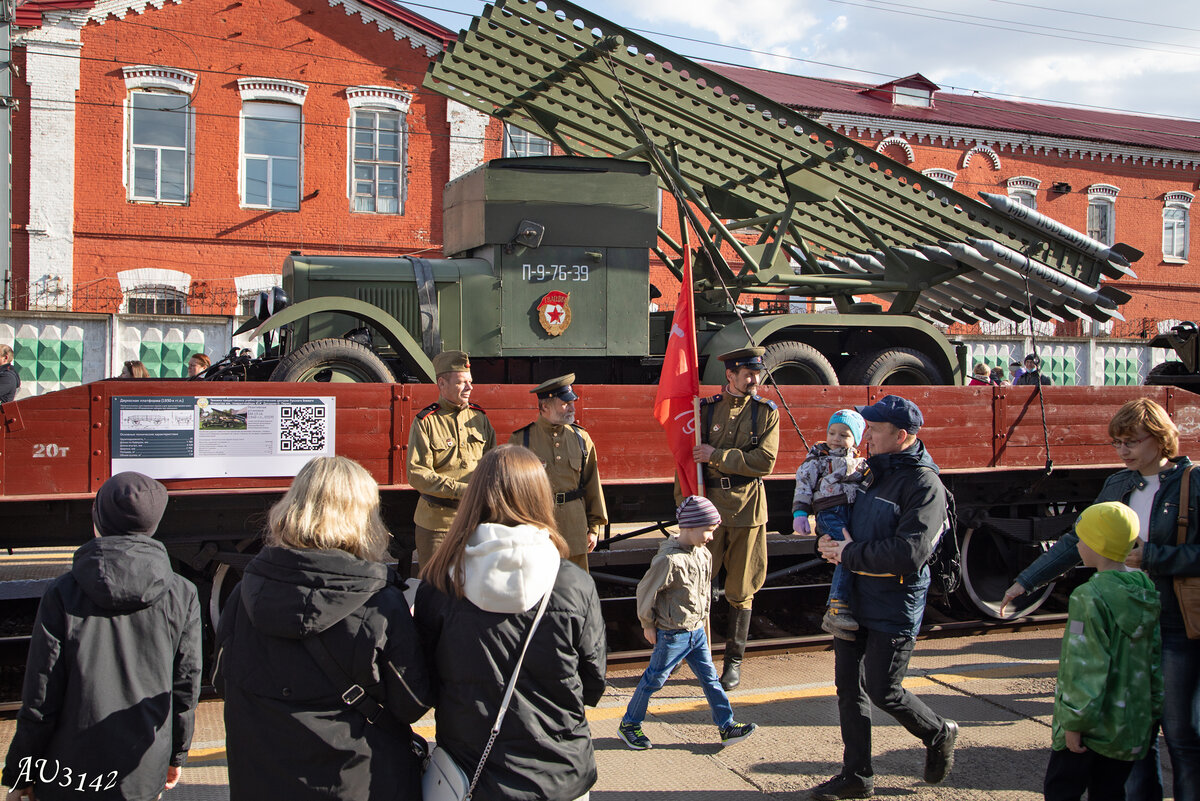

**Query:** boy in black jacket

left=3, top=472, right=202, bottom=801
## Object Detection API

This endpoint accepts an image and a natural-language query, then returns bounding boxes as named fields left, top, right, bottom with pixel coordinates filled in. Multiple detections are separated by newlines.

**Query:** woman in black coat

left=416, top=445, right=607, bottom=801
left=215, top=456, right=431, bottom=801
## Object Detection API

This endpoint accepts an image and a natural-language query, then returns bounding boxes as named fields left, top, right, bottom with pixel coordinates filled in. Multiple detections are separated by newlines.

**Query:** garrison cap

left=432, top=350, right=471, bottom=376
left=718, top=346, right=766, bottom=371
left=533, top=373, right=578, bottom=402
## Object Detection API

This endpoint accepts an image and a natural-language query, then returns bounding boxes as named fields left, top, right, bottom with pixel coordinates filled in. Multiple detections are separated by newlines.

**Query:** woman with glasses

left=1001, top=398, right=1200, bottom=801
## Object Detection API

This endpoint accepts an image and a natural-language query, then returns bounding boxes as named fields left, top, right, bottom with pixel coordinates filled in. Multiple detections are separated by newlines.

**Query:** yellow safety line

left=183, top=661, right=1056, bottom=765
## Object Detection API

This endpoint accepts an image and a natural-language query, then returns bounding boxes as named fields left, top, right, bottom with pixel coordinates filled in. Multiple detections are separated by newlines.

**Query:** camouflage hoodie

left=1051, top=569, right=1163, bottom=760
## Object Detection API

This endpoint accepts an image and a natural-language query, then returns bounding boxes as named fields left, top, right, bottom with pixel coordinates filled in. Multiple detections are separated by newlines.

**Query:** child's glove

left=792, top=512, right=810, bottom=535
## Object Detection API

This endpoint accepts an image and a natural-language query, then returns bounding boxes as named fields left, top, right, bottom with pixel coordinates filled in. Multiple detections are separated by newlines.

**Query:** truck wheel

left=841, top=347, right=947, bottom=385
left=270, top=338, right=395, bottom=383
left=761, top=341, right=838, bottom=385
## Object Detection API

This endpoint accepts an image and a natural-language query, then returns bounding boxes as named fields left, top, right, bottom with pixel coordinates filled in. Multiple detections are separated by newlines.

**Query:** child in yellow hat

left=1044, top=501, right=1163, bottom=801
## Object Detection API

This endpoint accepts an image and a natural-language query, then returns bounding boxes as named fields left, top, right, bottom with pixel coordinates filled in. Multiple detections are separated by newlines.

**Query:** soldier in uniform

left=692, top=346, right=779, bottom=690
left=510, top=374, right=608, bottom=571
left=406, top=350, right=496, bottom=571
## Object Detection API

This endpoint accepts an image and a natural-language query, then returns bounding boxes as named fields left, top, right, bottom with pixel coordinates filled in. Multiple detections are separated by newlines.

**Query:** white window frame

left=1087, top=184, right=1120, bottom=246
left=894, top=86, right=932, bottom=107
left=921, top=168, right=956, bottom=187
left=122, top=66, right=197, bottom=205
left=1163, top=191, right=1192, bottom=263
left=346, top=87, right=411, bottom=216
left=503, top=123, right=552, bottom=158
left=1006, top=176, right=1041, bottom=211
left=238, top=79, right=307, bottom=211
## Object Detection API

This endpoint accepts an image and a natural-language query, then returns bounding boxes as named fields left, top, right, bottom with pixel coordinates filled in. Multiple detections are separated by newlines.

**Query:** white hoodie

left=458, top=522, right=561, bottom=614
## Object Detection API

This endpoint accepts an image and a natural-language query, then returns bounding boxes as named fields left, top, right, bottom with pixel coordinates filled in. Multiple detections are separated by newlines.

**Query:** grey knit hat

left=677, top=495, right=721, bottom=529
left=92, top=471, right=169, bottom=538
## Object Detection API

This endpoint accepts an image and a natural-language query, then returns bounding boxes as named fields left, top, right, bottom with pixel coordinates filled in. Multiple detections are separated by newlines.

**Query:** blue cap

left=856, top=395, right=924, bottom=434
left=828, top=409, right=865, bottom=445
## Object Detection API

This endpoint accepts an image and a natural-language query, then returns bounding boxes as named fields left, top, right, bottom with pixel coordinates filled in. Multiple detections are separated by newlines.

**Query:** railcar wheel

left=841, top=347, right=948, bottom=385
left=959, top=527, right=1055, bottom=619
left=270, top=338, right=395, bottom=383
left=761, top=341, right=838, bottom=385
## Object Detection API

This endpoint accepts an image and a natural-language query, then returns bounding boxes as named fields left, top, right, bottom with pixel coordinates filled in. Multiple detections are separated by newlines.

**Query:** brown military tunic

left=695, top=389, right=779, bottom=609
left=510, top=417, right=608, bottom=566
left=407, top=398, right=496, bottom=564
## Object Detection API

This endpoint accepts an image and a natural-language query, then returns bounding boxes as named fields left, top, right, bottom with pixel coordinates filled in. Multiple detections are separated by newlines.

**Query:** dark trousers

left=1044, top=747, right=1134, bottom=801
left=833, top=627, right=947, bottom=780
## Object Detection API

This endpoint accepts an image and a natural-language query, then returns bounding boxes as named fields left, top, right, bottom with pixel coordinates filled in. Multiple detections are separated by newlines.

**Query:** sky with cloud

left=411, top=0, right=1200, bottom=123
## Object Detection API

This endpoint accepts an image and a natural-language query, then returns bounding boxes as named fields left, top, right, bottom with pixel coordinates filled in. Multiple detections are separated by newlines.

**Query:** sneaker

left=923, top=719, right=958, bottom=784
left=811, top=774, right=874, bottom=800
left=718, top=721, right=757, bottom=746
left=617, top=721, right=652, bottom=750
left=821, top=610, right=858, bottom=641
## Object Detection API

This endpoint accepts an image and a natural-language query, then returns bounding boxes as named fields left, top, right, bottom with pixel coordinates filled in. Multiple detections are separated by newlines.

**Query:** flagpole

left=693, top=395, right=704, bottom=497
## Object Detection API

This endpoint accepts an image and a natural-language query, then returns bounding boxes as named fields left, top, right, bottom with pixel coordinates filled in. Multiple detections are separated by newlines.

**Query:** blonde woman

left=215, top=456, right=431, bottom=801
left=1002, top=399, right=1200, bottom=801
left=416, top=445, right=606, bottom=801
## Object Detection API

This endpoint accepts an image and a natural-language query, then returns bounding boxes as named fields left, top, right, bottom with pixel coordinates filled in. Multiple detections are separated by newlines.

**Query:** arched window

left=347, top=87, right=410, bottom=214
left=1006, top=176, right=1041, bottom=210
left=123, top=66, right=197, bottom=204
left=1087, top=184, right=1120, bottom=246
left=239, top=79, right=307, bottom=210
left=1164, top=192, right=1192, bottom=262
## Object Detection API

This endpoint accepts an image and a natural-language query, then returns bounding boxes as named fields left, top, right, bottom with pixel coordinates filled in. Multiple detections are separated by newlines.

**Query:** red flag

left=654, top=249, right=701, bottom=496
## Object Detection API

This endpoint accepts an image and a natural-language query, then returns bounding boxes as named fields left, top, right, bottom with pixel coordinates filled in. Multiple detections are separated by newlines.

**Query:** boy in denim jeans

left=618, top=496, right=757, bottom=750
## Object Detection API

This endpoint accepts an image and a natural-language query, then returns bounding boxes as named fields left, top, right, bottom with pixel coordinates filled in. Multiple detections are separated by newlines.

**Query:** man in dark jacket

left=812, top=396, right=958, bottom=800
left=1014, top=353, right=1052, bottom=386
left=2, top=472, right=202, bottom=801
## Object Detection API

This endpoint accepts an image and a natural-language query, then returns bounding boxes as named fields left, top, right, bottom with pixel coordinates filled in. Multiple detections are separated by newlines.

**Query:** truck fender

left=698, top=313, right=960, bottom=385
left=250, top=297, right=436, bottom=383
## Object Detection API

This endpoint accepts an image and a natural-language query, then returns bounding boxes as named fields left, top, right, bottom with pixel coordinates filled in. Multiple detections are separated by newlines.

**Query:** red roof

left=15, top=0, right=454, bottom=45
left=708, top=63, right=1200, bottom=155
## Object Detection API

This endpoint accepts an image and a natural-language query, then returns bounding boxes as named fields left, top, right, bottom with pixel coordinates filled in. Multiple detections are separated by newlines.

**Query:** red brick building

left=8, top=0, right=1199, bottom=347
left=711, top=67, right=1200, bottom=339
left=8, top=0, right=511, bottom=315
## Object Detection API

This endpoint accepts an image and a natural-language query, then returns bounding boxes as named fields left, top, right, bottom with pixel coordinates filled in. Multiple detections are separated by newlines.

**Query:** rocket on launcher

left=978, top=192, right=1138, bottom=277
left=967, top=237, right=1127, bottom=321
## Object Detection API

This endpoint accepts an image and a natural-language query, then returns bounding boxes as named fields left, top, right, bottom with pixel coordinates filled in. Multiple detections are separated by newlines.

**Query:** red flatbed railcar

left=2, top=381, right=1197, bottom=620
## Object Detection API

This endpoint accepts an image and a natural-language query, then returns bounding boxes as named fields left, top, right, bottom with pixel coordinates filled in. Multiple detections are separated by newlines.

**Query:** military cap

left=432, top=350, right=471, bottom=376
left=856, top=394, right=924, bottom=434
left=532, top=373, right=578, bottom=402
left=718, top=346, right=766, bottom=371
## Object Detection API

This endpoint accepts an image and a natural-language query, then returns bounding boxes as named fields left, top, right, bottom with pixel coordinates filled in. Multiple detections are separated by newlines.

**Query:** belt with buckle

left=705, top=470, right=760, bottom=490
left=554, top=488, right=586, bottom=505
left=420, top=494, right=460, bottom=509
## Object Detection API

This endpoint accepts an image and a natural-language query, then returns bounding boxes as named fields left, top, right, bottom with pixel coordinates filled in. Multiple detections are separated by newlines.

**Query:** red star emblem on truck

left=537, top=290, right=572, bottom=336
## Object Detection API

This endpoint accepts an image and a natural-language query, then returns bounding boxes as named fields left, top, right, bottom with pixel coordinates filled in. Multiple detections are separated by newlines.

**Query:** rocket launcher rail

left=425, top=0, right=1137, bottom=322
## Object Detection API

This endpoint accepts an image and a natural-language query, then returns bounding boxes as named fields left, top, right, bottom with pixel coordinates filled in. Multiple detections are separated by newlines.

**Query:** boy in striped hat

left=618, top=495, right=758, bottom=751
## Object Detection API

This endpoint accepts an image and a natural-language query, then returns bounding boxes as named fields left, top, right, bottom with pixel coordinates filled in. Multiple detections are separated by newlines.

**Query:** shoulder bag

left=423, top=586, right=555, bottom=801
left=1174, top=465, right=1200, bottom=639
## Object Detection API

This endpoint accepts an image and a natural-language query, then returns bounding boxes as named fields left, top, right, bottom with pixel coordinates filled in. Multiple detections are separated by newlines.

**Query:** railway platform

left=3, top=625, right=1177, bottom=800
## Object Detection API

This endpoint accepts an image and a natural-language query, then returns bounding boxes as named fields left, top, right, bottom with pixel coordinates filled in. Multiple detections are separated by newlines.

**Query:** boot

left=720, top=608, right=752, bottom=690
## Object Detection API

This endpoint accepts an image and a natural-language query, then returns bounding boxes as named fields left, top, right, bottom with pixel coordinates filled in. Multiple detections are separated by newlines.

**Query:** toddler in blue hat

left=791, top=409, right=866, bottom=638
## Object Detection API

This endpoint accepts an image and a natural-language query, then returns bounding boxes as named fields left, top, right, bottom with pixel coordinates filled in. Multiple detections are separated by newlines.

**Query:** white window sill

left=1163, top=256, right=1189, bottom=265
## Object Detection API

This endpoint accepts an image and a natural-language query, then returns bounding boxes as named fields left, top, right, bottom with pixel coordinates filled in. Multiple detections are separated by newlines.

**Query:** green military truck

left=239, top=0, right=1136, bottom=386
left=246, top=156, right=964, bottom=386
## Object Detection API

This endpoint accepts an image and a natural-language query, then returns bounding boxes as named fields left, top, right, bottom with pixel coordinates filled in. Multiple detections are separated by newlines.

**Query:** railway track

left=0, top=574, right=1069, bottom=712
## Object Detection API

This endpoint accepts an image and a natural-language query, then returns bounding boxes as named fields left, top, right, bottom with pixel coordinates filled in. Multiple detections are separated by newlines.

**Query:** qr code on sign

left=280, top=405, right=327, bottom=452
